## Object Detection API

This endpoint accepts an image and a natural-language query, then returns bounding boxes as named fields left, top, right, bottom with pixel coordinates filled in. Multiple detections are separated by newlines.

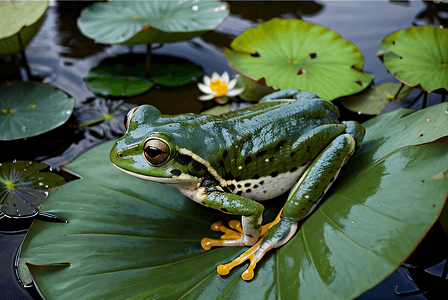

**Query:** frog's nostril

left=117, top=152, right=123, bottom=158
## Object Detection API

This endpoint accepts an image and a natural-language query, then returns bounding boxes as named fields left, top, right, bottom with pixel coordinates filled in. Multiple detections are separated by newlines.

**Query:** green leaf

left=19, top=104, right=448, bottom=299
left=0, top=161, right=65, bottom=218
left=377, top=25, right=448, bottom=92
left=0, top=0, right=48, bottom=55
left=77, top=0, right=229, bottom=45
left=235, top=75, right=275, bottom=102
left=340, top=82, right=413, bottom=115
left=87, top=54, right=203, bottom=97
left=0, top=82, right=75, bottom=140
left=224, top=18, right=373, bottom=101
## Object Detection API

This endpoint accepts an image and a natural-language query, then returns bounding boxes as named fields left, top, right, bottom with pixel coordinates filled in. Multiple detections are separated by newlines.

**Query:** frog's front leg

left=219, top=134, right=356, bottom=280
left=200, top=191, right=264, bottom=249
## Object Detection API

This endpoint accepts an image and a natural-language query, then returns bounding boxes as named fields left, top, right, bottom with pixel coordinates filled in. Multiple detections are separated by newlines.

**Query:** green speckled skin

left=111, top=98, right=343, bottom=181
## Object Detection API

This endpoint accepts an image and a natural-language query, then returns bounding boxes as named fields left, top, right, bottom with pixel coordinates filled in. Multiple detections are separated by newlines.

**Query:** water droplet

left=265, top=158, right=269, bottom=162
left=38, top=177, right=44, bottom=180
left=13, top=159, right=17, bottom=163
left=22, top=126, right=26, bottom=132
left=16, top=210, right=19, bottom=213
left=38, top=182, right=44, bottom=186
left=238, top=166, right=242, bottom=170
left=49, top=167, right=53, bottom=171
left=80, top=207, right=82, bottom=210
left=305, top=195, right=309, bottom=199
left=192, top=5, right=198, bottom=11
left=426, top=118, right=431, bottom=122
left=358, top=111, right=362, bottom=115
left=45, top=185, right=49, bottom=188
left=378, top=205, right=381, bottom=208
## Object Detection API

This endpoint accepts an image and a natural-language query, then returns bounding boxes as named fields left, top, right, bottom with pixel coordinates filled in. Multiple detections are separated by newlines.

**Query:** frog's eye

left=124, top=107, right=138, bottom=130
left=144, top=138, right=171, bottom=165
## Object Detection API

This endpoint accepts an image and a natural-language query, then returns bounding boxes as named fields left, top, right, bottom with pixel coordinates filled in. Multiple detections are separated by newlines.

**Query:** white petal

left=227, top=77, right=237, bottom=90
left=198, top=82, right=213, bottom=94
left=197, top=93, right=216, bottom=101
left=211, top=72, right=220, bottom=82
left=222, top=71, right=230, bottom=84
left=203, top=75, right=211, bottom=86
left=226, top=87, right=245, bottom=97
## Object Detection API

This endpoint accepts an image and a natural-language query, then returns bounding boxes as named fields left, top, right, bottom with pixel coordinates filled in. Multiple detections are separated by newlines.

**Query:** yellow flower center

left=209, top=80, right=228, bottom=97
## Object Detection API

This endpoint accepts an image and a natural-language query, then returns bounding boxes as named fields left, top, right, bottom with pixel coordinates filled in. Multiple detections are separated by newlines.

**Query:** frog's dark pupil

left=145, top=146, right=164, bottom=158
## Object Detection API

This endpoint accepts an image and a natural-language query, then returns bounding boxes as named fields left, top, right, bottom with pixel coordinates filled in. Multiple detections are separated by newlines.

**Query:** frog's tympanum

left=110, top=89, right=365, bottom=280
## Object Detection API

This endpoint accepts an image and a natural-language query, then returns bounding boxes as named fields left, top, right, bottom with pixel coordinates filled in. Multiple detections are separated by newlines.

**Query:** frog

left=110, top=88, right=365, bottom=281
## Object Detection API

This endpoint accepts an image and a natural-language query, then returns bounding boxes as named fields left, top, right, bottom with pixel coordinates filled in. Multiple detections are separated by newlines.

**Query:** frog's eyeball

left=144, top=138, right=171, bottom=165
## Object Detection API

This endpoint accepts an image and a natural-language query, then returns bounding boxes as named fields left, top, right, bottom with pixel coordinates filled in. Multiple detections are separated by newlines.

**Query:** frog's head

left=110, top=105, right=201, bottom=184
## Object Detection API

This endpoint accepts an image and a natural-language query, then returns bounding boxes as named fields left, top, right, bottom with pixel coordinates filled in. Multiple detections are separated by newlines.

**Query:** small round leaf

left=0, top=161, right=65, bottom=218
left=0, top=82, right=75, bottom=140
left=77, top=1, right=229, bottom=45
left=224, top=18, right=373, bottom=101
left=377, top=25, right=448, bottom=92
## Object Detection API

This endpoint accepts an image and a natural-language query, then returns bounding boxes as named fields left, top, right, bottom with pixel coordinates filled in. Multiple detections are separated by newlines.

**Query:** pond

left=0, top=1, right=447, bottom=299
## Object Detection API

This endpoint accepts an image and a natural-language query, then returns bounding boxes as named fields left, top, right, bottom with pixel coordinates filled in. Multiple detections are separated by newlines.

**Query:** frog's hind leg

left=218, top=134, right=356, bottom=280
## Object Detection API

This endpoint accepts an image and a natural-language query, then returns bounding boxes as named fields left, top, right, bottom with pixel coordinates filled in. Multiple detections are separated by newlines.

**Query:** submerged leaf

left=19, top=103, right=448, bottom=299
left=224, top=18, right=372, bottom=101
left=341, top=82, right=413, bottom=115
left=0, top=82, right=75, bottom=140
left=0, top=161, right=65, bottom=218
left=87, top=54, right=203, bottom=97
left=377, top=25, right=448, bottom=92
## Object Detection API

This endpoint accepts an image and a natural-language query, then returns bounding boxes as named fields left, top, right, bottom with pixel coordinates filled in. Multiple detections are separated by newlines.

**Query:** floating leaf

left=87, top=54, right=203, bottom=97
left=0, top=1, right=48, bottom=56
left=377, top=25, right=448, bottom=92
left=0, top=82, right=75, bottom=140
left=224, top=18, right=373, bottom=101
left=77, top=1, right=229, bottom=45
left=341, top=82, right=413, bottom=115
left=0, top=161, right=65, bottom=218
left=235, top=74, right=275, bottom=102
left=18, top=102, right=448, bottom=299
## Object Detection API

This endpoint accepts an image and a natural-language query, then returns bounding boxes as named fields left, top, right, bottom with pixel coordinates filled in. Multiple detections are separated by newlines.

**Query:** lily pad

left=18, top=103, right=448, bottom=299
left=0, top=82, right=75, bottom=140
left=341, top=82, right=413, bottom=115
left=0, top=161, right=65, bottom=218
left=77, top=1, right=229, bottom=45
left=0, top=1, right=48, bottom=56
left=87, top=54, right=203, bottom=97
left=224, top=18, right=373, bottom=101
left=377, top=25, right=448, bottom=93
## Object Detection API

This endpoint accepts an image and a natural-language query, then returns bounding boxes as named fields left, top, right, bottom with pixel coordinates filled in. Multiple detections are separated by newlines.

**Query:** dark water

left=1, top=1, right=447, bottom=299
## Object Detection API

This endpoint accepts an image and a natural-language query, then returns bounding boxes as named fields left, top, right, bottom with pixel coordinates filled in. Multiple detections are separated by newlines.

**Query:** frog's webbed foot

left=201, top=220, right=246, bottom=249
left=217, top=214, right=297, bottom=281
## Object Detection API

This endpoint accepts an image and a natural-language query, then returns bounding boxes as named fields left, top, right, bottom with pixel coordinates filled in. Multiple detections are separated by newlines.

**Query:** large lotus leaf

left=377, top=25, right=448, bottom=92
left=0, top=1, right=48, bottom=55
left=19, top=103, right=448, bottom=300
left=224, top=18, right=373, bottom=101
left=0, top=161, right=65, bottom=218
left=87, top=54, right=203, bottom=97
left=0, top=82, right=75, bottom=140
left=341, top=82, right=413, bottom=115
left=77, top=0, right=229, bottom=45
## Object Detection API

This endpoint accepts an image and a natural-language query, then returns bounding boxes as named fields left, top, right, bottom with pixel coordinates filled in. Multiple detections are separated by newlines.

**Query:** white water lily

left=197, top=71, right=244, bottom=101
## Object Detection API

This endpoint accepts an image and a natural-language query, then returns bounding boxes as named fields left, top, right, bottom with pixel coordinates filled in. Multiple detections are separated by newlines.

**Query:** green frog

left=110, top=89, right=365, bottom=280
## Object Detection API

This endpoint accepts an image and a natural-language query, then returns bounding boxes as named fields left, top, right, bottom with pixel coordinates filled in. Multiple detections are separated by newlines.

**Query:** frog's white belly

left=233, top=162, right=311, bottom=201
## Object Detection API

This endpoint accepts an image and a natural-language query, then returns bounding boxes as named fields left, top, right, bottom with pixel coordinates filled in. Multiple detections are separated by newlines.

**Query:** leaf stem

left=393, top=82, right=405, bottom=100
left=17, top=31, right=32, bottom=81
left=144, top=43, right=152, bottom=78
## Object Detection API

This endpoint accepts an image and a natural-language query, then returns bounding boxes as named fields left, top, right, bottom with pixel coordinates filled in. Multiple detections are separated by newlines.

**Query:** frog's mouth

left=113, top=164, right=178, bottom=184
